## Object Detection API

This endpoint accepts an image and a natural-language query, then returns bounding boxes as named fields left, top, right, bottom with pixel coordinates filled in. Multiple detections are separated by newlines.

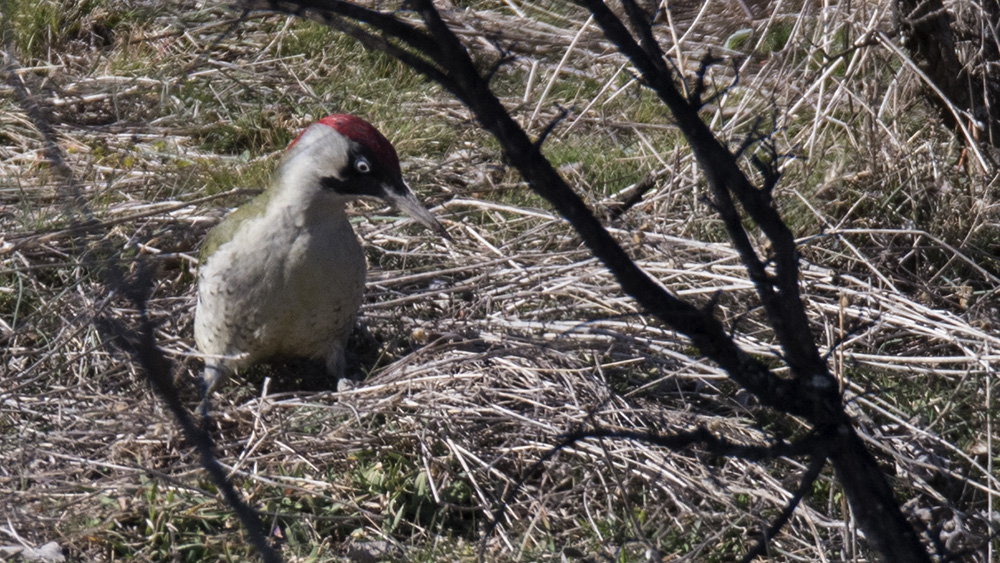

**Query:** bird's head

left=281, top=114, right=448, bottom=237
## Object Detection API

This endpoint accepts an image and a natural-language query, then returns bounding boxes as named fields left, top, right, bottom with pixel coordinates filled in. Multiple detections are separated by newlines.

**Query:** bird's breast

left=270, top=219, right=367, bottom=357
left=285, top=219, right=366, bottom=305
left=195, top=206, right=368, bottom=366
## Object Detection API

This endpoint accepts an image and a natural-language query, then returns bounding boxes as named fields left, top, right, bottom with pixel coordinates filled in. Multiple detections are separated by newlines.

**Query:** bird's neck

left=265, top=162, right=350, bottom=227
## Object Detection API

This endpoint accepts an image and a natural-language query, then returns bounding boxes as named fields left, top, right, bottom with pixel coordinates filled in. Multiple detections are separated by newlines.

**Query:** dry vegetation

left=1, top=0, right=999, bottom=561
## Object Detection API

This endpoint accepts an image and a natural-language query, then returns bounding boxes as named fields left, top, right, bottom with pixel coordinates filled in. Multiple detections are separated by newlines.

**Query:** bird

left=194, top=114, right=447, bottom=397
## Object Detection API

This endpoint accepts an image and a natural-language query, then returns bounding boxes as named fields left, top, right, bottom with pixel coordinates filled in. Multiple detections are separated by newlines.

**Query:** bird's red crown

left=289, top=114, right=401, bottom=176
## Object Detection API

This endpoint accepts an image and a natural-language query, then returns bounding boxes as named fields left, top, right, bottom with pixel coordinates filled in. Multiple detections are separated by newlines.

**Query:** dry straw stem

left=2, top=0, right=999, bottom=561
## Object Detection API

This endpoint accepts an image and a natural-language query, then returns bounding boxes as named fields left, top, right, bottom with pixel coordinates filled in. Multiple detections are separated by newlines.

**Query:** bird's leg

left=327, top=338, right=360, bottom=392
left=326, top=339, right=347, bottom=379
left=199, top=363, right=227, bottom=423
left=202, top=362, right=229, bottom=394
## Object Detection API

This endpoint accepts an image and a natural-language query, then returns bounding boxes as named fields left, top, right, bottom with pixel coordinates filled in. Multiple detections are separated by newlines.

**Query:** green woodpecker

left=194, top=114, right=446, bottom=393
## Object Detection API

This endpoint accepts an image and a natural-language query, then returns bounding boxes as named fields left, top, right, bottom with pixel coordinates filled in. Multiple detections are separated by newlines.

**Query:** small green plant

left=349, top=448, right=479, bottom=540
left=759, top=19, right=794, bottom=54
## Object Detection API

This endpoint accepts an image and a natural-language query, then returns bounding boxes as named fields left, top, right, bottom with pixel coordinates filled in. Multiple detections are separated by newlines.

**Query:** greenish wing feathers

left=199, top=188, right=276, bottom=261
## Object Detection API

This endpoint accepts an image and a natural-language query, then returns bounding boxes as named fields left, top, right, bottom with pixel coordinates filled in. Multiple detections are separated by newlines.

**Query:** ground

left=1, top=1, right=999, bottom=561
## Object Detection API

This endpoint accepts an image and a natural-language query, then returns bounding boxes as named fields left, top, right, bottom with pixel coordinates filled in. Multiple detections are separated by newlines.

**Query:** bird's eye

left=354, top=157, right=371, bottom=174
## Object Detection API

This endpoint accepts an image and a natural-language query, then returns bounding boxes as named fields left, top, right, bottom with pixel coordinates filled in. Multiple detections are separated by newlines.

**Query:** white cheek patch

left=281, top=125, right=353, bottom=183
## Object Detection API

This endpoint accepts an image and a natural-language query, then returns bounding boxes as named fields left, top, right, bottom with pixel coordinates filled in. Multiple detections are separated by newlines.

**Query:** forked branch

left=238, top=1, right=932, bottom=560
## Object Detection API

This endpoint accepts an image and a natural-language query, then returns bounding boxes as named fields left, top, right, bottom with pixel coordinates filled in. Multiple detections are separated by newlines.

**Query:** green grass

left=350, top=449, right=478, bottom=537
left=759, top=19, right=795, bottom=54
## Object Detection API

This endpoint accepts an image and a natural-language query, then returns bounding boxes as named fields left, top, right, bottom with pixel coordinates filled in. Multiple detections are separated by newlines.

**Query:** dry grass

left=1, top=0, right=998, bottom=561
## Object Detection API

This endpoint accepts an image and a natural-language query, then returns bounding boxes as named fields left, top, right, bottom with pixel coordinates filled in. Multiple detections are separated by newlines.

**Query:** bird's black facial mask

left=319, top=147, right=401, bottom=199
left=317, top=137, right=447, bottom=238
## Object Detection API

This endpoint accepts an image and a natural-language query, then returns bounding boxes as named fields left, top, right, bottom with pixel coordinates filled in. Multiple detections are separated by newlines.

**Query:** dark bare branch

left=533, top=103, right=570, bottom=150
left=740, top=454, right=827, bottom=562
left=578, top=0, right=828, bottom=384
left=483, top=425, right=822, bottom=561
left=230, top=1, right=932, bottom=560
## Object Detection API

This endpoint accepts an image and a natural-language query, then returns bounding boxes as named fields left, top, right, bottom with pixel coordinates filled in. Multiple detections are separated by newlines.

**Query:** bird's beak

left=383, top=182, right=451, bottom=240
